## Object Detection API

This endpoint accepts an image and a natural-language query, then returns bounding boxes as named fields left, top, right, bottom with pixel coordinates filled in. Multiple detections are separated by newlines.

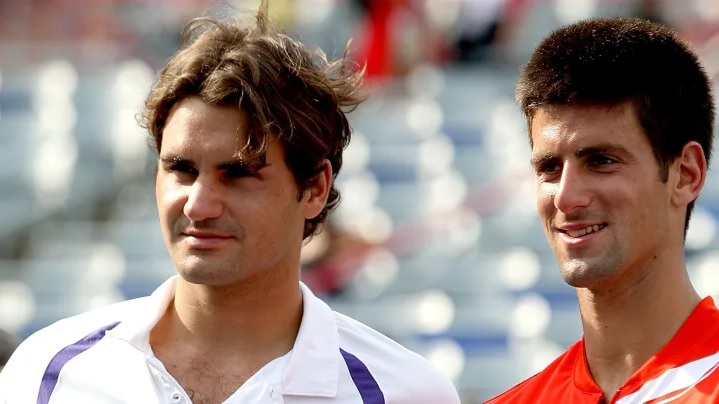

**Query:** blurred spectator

left=453, top=0, right=509, bottom=63
left=350, top=0, right=445, bottom=82
left=0, top=329, right=20, bottom=372
left=301, top=219, right=375, bottom=295
left=0, top=0, right=219, bottom=68
left=633, top=0, right=669, bottom=25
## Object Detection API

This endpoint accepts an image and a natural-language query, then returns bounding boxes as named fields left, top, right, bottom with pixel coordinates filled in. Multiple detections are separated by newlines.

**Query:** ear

left=670, top=141, right=707, bottom=208
left=303, top=159, right=332, bottom=220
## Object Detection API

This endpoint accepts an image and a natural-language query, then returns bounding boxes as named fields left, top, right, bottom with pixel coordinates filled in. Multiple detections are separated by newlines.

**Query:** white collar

left=106, top=276, right=340, bottom=398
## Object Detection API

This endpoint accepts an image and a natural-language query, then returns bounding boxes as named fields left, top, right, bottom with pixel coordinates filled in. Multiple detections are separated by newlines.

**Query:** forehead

left=530, top=102, right=648, bottom=154
left=161, top=97, right=249, bottom=156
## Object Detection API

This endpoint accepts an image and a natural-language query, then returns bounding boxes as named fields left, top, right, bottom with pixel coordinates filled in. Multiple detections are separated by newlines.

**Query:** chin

left=176, top=264, right=245, bottom=287
left=559, top=258, right=620, bottom=289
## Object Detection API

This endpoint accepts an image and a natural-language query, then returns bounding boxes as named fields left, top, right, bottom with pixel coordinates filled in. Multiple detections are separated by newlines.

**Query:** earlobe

left=304, top=160, right=332, bottom=219
left=671, top=141, right=707, bottom=208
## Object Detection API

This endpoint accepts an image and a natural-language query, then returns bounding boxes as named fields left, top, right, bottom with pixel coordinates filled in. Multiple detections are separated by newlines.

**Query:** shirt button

left=171, top=392, right=181, bottom=402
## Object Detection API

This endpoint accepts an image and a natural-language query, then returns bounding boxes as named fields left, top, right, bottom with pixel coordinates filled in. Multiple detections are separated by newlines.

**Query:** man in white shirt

left=0, top=1, right=461, bottom=403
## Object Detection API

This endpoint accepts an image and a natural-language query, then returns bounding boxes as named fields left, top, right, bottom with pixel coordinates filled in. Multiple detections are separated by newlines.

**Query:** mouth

left=181, top=230, right=233, bottom=239
left=180, top=232, right=234, bottom=250
left=179, top=228, right=234, bottom=245
left=558, top=224, right=607, bottom=238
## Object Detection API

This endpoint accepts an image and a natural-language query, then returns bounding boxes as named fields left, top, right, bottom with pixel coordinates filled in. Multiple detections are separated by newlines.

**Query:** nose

left=183, top=176, right=223, bottom=221
left=553, top=163, right=591, bottom=213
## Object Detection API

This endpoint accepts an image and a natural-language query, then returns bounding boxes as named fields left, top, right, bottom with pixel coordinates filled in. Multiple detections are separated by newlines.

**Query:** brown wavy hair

left=140, top=1, right=367, bottom=240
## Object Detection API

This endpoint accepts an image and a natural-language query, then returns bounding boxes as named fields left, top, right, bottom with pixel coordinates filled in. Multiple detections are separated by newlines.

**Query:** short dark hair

left=140, top=1, right=367, bottom=239
left=517, top=17, right=714, bottom=233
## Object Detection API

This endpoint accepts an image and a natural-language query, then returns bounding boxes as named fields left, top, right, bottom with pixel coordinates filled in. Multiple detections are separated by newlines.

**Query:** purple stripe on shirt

left=340, top=348, right=385, bottom=404
left=37, top=322, right=120, bottom=404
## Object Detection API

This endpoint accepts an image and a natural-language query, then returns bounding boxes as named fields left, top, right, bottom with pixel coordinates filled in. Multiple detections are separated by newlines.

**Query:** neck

left=153, top=271, right=303, bottom=362
left=578, top=250, right=700, bottom=400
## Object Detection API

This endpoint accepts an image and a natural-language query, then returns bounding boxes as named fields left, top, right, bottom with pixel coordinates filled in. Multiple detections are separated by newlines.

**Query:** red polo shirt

left=486, top=297, right=719, bottom=403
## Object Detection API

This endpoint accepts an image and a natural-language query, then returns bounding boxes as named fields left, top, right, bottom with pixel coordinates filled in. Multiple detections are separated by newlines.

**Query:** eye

left=223, top=164, right=256, bottom=179
left=587, top=154, right=617, bottom=167
left=535, top=161, right=562, bottom=177
left=168, top=162, right=197, bottom=175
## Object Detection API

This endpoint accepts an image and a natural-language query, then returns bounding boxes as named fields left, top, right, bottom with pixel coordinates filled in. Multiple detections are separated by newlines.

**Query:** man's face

left=155, top=97, right=314, bottom=287
left=530, top=102, right=673, bottom=290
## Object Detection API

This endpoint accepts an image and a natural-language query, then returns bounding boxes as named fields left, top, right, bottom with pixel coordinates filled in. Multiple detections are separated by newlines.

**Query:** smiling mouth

left=561, top=224, right=607, bottom=238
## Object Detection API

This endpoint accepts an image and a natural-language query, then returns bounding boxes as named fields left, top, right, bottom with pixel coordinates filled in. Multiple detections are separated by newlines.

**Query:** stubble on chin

left=560, top=253, right=628, bottom=291
left=560, top=258, right=604, bottom=289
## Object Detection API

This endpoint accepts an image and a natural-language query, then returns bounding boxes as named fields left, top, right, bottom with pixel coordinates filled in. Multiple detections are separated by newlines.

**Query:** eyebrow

left=530, top=143, right=630, bottom=167
left=159, top=154, right=268, bottom=170
left=530, top=153, right=558, bottom=168
left=159, top=154, right=187, bottom=164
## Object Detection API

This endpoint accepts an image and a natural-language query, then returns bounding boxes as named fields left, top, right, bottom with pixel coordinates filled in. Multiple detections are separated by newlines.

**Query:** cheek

left=156, top=178, right=185, bottom=217
left=155, top=179, right=164, bottom=207
left=536, top=183, right=557, bottom=215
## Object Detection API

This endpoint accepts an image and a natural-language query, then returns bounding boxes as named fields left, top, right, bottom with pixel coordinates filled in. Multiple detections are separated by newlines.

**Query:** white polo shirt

left=0, top=276, right=460, bottom=403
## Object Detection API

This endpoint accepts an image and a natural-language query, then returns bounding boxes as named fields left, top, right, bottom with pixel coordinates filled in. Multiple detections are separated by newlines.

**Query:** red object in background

left=355, top=0, right=397, bottom=78
left=354, top=0, right=442, bottom=80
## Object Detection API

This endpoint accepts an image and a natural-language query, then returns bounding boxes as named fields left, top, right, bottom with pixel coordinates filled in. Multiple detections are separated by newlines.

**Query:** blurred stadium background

left=1, top=0, right=718, bottom=401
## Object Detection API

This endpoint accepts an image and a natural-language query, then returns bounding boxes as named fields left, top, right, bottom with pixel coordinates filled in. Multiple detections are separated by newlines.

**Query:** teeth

left=567, top=225, right=603, bottom=238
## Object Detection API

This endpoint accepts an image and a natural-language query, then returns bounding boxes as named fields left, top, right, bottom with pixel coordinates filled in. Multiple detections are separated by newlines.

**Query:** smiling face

left=155, top=97, right=327, bottom=287
left=530, top=102, right=675, bottom=289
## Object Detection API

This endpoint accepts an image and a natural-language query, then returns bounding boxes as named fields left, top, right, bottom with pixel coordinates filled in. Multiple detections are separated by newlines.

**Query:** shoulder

left=22, top=296, right=149, bottom=349
left=0, top=297, right=150, bottom=399
left=484, top=341, right=582, bottom=403
left=333, top=311, right=461, bottom=403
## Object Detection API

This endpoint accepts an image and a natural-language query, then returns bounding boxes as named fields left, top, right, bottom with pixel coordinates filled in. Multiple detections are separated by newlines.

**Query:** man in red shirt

left=486, top=18, right=716, bottom=403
